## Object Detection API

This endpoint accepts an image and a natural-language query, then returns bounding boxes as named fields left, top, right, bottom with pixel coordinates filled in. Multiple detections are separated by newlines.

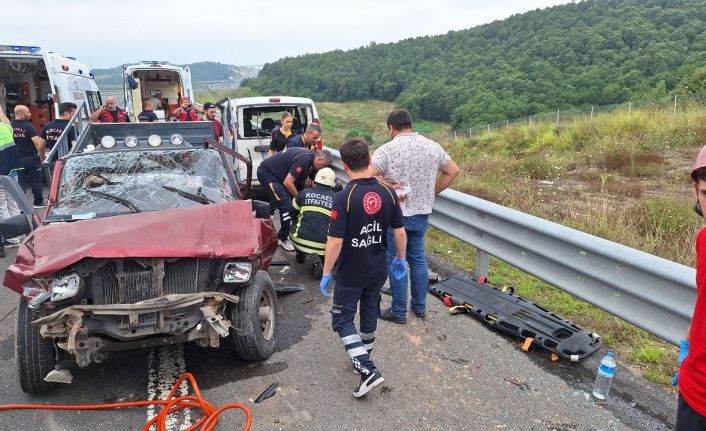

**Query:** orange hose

left=0, top=372, right=252, bottom=431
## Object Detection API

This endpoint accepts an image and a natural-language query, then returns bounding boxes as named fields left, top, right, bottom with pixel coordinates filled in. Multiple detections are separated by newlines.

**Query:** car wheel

left=230, top=271, right=279, bottom=361
left=295, top=252, right=306, bottom=264
left=312, top=258, right=323, bottom=279
left=16, top=297, right=57, bottom=394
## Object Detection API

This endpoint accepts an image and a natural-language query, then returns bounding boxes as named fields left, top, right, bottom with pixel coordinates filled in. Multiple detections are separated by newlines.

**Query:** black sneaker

left=379, top=308, right=406, bottom=324
left=353, top=369, right=384, bottom=398
left=412, top=309, right=426, bottom=318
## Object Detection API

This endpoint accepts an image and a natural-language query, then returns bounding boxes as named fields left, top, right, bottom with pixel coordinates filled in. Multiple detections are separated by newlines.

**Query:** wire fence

left=451, top=92, right=706, bottom=139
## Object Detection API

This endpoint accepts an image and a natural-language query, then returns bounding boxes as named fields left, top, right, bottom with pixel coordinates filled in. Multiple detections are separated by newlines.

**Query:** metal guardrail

left=327, top=148, right=695, bottom=346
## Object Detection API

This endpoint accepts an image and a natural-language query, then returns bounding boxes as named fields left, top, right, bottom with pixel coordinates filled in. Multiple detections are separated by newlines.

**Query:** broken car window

left=50, top=149, right=234, bottom=219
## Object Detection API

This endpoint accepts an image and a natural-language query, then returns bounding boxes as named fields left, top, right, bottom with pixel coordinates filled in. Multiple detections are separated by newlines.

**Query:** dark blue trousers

left=257, top=168, right=293, bottom=241
left=18, top=156, right=43, bottom=206
left=331, top=278, right=383, bottom=374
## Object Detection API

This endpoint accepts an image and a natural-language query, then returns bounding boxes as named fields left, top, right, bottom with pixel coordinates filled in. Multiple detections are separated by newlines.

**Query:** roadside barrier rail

left=327, top=148, right=695, bottom=346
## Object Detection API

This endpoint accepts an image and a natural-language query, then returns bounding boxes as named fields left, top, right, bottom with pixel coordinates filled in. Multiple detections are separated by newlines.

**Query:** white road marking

left=146, top=344, right=192, bottom=431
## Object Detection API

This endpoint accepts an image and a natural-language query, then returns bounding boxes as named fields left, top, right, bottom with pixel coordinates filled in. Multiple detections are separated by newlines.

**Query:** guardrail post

left=474, top=249, right=490, bottom=278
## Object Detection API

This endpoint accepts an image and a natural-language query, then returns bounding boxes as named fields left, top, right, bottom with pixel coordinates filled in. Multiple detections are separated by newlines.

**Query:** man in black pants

left=256, top=147, right=332, bottom=251
left=320, top=138, right=407, bottom=397
left=11, top=105, right=44, bottom=208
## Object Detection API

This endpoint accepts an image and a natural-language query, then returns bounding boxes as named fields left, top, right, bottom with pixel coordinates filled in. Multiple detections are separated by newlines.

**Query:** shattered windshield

left=49, top=149, right=235, bottom=220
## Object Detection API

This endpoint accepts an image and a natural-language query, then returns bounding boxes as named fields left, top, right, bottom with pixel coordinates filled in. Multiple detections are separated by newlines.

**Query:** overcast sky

left=4, top=0, right=572, bottom=69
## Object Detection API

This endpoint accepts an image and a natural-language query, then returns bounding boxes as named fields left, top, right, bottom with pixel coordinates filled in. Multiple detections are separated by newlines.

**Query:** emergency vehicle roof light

left=269, top=98, right=281, bottom=103
left=6, top=45, right=41, bottom=53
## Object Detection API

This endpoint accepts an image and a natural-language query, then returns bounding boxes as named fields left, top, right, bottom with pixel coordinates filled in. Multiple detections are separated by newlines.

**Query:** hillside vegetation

left=318, top=99, right=706, bottom=385
left=247, top=0, right=706, bottom=129
left=93, top=62, right=258, bottom=87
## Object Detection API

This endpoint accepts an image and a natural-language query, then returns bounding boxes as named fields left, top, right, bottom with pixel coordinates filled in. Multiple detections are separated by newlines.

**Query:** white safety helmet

left=314, top=167, right=337, bottom=188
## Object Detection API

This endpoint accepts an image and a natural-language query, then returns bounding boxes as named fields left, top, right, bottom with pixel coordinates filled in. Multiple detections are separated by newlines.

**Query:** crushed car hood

left=4, top=201, right=275, bottom=293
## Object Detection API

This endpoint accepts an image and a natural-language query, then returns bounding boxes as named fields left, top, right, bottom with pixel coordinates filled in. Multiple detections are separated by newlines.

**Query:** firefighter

left=290, top=167, right=337, bottom=277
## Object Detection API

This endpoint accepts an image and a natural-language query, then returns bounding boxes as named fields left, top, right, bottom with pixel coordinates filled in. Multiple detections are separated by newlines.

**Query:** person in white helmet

left=290, top=167, right=339, bottom=278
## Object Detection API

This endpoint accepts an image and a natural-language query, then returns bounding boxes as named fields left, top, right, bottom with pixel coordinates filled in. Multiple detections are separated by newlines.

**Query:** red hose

left=0, top=372, right=252, bottom=431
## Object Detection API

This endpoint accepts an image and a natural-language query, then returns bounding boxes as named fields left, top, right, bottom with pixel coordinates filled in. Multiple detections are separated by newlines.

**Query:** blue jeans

left=386, top=214, right=429, bottom=318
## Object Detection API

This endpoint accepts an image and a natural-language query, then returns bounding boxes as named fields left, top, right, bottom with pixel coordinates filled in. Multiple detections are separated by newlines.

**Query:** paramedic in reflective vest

left=256, top=147, right=332, bottom=251
left=39, top=102, right=77, bottom=152
left=90, top=96, right=130, bottom=123
left=319, top=138, right=407, bottom=398
left=11, top=105, right=44, bottom=207
left=173, top=96, right=201, bottom=121
left=290, top=167, right=337, bottom=270
left=286, top=123, right=322, bottom=151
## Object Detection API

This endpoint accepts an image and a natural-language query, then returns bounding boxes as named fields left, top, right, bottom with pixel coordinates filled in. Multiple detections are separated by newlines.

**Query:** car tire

left=295, top=252, right=306, bottom=264
left=230, top=271, right=278, bottom=361
left=16, top=297, right=57, bottom=394
left=312, top=259, right=323, bottom=279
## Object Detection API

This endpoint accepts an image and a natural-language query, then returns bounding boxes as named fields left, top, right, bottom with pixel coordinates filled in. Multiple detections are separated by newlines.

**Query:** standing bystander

left=137, top=101, right=159, bottom=122
left=90, top=96, right=130, bottom=123
left=0, top=107, right=22, bottom=219
left=268, top=112, right=295, bottom=156
left=370, top=109, right=460, bottom=323
left=675, top=145, right=706, bottom=429
left=319, top=138, right=407, bottom=398
left=11, top=105, right=45, bottom=208
left=202, top=103, right=224, bottom=142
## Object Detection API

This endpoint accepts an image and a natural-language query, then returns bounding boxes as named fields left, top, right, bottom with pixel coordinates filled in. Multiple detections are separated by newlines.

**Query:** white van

left=123, top=61, right=195, bottom=122
left=0, top=44, right=101, bottom=132
left=220, top=96, right=321, bottom=196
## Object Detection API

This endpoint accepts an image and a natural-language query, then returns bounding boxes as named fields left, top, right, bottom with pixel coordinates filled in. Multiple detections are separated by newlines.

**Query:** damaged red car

left=1, top=121, right=279, bottom=394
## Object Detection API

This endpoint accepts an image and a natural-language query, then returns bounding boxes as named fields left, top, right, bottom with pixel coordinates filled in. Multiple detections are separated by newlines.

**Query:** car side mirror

left=252, top=200, right=271, bottom=219
left=0, top=214, right=31, bottom=239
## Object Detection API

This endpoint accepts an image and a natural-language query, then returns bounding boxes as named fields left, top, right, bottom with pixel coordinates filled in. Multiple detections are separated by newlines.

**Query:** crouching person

left=290, top=167, right=337, bottom=277
left=319, top=138, right=408, bottom=397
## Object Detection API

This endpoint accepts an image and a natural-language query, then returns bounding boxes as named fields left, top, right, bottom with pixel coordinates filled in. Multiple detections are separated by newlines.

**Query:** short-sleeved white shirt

left=371, top=132, right=451, bottom=217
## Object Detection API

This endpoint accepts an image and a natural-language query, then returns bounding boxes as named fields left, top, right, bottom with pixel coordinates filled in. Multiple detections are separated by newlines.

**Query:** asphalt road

left=0, top=246, right=677, bottom=430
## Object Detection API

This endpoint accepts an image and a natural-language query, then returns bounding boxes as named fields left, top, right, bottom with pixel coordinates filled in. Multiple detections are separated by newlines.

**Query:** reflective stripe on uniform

left=268, top=183, right=281, bottom=202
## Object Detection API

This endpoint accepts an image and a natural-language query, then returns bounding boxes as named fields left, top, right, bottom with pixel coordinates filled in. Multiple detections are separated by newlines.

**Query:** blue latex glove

left=390, top=258, right=407, bottom=281
left=320, top=274, right=333, bottom=297
left=672, top=339, right=689, bottom=386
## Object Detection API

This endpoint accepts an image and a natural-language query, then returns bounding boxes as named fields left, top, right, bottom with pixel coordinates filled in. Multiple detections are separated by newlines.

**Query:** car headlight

left=170, top=134, right=184, bottom=146
left=100, top=135, right=116, bottom=148
left=223, top=262, right=252, bottom=283
left=50, top=273, right=83, bottom=302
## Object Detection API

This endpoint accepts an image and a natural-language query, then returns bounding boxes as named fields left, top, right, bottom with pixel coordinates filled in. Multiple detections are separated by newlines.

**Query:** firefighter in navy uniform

left=290, top=167, right=338, bottom=277
left=256, top=147, right=333, bottom=251
left=320, top=138, right=408, bottom=398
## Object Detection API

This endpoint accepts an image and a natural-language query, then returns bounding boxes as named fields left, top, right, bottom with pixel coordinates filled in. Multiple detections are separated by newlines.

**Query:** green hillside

left=93, top=62, right=257, bottom=87
left=246, top=0, right=706, bottom=129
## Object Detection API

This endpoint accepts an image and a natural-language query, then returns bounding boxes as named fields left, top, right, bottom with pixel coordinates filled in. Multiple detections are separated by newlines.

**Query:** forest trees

left=245, top=0, right=706, bottom=128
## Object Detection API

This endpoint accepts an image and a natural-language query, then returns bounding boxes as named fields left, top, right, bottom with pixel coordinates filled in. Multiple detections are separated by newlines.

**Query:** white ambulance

left=122, top=61, right=196, bottom=122
left=0, top=44, right=101, bottom=132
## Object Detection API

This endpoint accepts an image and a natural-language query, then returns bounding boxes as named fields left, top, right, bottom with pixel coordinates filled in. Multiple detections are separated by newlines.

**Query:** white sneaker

left=353, top=369, right=384, bottom=398
left=278, top=239, right=295, bottom=252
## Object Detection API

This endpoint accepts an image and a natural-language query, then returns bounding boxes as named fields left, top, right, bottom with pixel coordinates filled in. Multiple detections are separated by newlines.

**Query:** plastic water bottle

left=592, top=351, right=616, bottom=400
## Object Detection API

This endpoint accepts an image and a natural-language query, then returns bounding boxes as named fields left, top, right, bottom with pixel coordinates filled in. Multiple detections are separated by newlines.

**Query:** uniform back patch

left=363, top=191, right=382, bottom=215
